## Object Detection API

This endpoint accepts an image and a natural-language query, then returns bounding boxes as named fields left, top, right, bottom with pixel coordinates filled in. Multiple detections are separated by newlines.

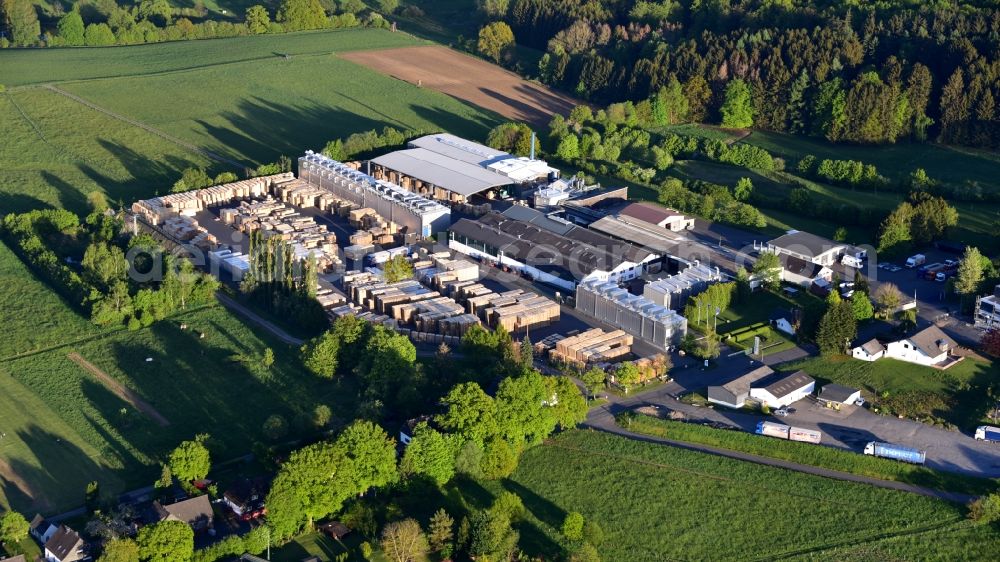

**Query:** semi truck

left=755, top=421, right=822, bottom=444
left=975, top=426, right=1000, bottom=442
left=905, top=254, right=926, bottom=268
left=863, top=441, right=926, bottom=464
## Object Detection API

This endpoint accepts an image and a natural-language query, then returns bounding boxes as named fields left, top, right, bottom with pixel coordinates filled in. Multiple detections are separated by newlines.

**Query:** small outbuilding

left=749, top=370, right=816, bottom=408
left=707, top=366, right=774, bottom=409
left=852, top=338, right=885, bottom=362
left=818, top=383, right=862, bottom=407
left=769, top=309, right=799, bottom=336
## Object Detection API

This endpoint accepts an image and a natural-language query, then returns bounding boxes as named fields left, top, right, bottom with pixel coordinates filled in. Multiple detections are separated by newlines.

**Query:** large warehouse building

left=369, top=133, right=559, bottom=203
left=298, top=151, right=451, bottom=237
left=449, top=210, right=657, bottom=290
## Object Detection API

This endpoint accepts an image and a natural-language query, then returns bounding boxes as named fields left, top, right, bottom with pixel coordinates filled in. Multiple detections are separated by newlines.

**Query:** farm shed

left=707, top=366, right=774, bottom=408
left=818, top=384, right=862, bottom=406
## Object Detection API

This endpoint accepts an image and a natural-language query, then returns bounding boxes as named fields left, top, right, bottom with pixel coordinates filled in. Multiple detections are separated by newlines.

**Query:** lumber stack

left=549, top=328, right=633, bottom=367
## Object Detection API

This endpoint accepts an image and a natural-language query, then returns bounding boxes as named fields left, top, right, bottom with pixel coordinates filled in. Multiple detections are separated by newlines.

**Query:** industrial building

left=449, top=211, right=657, bottom=290
left=766, top=230, right=866, bottom=268
left=298, top=151, right=451, bottom=237
left=707, top=366, right=774, bottom=408
left=575, top=278, right=687, bottom=351
left=642, top=263, right=724, bottom=310
left=369, top=133, right=559, bottom=203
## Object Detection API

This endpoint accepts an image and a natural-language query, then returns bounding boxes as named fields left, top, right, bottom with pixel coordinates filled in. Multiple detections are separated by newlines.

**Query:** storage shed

left=707, top=366, right=774, bottom=409
left=749, top=370, right=816, bottom=408
left=817, top=383, right=862, bottom=406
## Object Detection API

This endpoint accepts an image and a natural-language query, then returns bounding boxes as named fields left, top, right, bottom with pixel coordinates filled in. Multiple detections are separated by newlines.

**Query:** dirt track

left=68, top=352, right=170, bottom=427
left=341, top=45, right=580, bottom=126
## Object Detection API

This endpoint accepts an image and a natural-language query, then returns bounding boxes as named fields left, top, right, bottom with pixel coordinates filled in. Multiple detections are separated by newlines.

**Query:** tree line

left=480, top=0, right=999, bottom=149
left=0, top=198, right=218, bottom=330
left=0, top=0, right=396, bottom=48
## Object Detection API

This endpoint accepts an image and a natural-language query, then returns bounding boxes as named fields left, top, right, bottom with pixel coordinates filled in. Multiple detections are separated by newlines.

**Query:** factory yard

left=341, top=45, right=581, bottom=126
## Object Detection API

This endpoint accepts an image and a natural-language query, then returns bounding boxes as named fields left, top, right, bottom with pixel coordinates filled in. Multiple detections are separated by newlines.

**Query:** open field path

left=216, top=292, right=304, bottom=346
left=67, top=352, right=171, bottom=427
left=42, top=84, right=244, bottom=168
left=584, top=401, right=974, bottom=503
left=342, top=45, right=580, bottom=126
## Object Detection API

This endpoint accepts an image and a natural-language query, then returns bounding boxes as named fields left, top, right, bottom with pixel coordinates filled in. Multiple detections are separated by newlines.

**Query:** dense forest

left=486, top=0, right=1000, bottom=149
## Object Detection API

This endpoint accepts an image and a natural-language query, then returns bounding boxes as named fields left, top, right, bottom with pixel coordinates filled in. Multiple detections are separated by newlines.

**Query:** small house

left=44, top=525, right=86, bottom=562
left=749, top=370, right=816, bottom=408
left=317, top=521, right=351, bottom=540
left=852, top=338, right=885, bottom=362
left=884, top=325, right=960, bottom=368
left=707, top=366, right=774, bottom=409
left=817, top=383, right=862, bottom=407
left=30, top=513, right=57, bottom=545
left=223, top=478, right=268, bottom=521
left=153, top=494, right=214, bottom=532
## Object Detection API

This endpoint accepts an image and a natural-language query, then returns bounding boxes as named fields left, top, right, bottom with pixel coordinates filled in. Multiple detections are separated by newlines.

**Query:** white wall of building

left=749, top=381, right=815, bottom=408
left=884, top=340, right=944, bottom=367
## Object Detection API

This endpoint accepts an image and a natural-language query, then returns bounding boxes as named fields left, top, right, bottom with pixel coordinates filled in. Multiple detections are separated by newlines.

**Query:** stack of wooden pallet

left=549, top=329, right=633, bottom=367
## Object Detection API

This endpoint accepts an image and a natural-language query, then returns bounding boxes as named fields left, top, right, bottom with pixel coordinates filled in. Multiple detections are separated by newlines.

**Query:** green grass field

left=0, top=241, right=102, bottom=359
left=622, top=413, right=997, bottom=496
left=743, top=130, right=1000, bottom=189
left=787, top=355, right=1000, bottom=428
left=497, top=431, right=1000, bottom=561
left=0, top=304, right=358, bottom=514
left=0, top=28, right=502, bottom=215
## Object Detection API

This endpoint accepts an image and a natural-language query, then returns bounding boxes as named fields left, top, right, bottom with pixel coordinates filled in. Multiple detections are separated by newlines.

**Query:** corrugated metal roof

left=408, top=133, right=508, bottom=166
left=371, top=148, right=513, bottom=196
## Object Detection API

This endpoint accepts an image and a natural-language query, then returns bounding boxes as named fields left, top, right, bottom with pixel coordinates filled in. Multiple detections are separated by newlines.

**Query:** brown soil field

left=341, top=45, right=579, bottom=126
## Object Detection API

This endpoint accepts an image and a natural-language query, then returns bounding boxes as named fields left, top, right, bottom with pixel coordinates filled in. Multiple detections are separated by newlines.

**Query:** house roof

left=154, top=494, right=213, bottom=527
left=371, top=147, right=513, bottom=197
left=905, top=325, right=958, bottom=358
left=755, top=370, right=815, bottom=399
left=857, top=338, right=885, bottom=355
left=618, top=202, right=684, bottom=226
left=317, top=521, right=351, bottom=539
left=769, top=230, right=845, bottom=258
left=714, top=366, right=774, bottom=397
left=224, top=478, right=268, bottom=508
left=44, top=525, right=83, bottom=561
left=818, top=383, right=860, bottom=403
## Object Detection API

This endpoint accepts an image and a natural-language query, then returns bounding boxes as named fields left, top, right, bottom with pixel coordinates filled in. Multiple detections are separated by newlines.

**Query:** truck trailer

left=755, top=422, right=822, bottom=444
left=905, top=254, right=926, bottom=268
left=864, top=441, right=926, bottom=464
left=975, top=426, right=1000, bottom=442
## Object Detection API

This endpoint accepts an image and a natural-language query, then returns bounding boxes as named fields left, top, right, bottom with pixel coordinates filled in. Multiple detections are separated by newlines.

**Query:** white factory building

left=575, top=278, right=688, bottom=351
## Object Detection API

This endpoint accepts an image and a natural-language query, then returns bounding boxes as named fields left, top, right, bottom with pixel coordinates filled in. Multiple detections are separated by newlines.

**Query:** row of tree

left=492, top=0, right=1000, bottom=149
left=240, top=229, right=327, bottom=334
left=0, top=0, right=393, bottom=48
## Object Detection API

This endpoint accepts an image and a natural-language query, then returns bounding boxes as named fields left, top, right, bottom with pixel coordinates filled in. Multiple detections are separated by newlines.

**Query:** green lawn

left=690, top=288, right=823, bottom=355
left=786, top=355, right=1000, bottom=428
left=0, top=304, right=359, bottom=514
left=0, top=28, right=425, bottom=87
left=498, top=430, right=1000, bottom=561
left=622, top=413, right=997, bottom=496
left=0, top=28, right=501, bottom=215
left=0, top=241, right=103, bottom=359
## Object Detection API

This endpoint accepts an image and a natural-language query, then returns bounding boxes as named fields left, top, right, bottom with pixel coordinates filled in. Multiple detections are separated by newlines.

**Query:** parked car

left=774, top=408, right=789, bottom=417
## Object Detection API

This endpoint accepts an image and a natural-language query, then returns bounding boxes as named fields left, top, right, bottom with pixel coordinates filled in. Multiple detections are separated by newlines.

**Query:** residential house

left=817, top=384, right=863, bottom=407
left=317, top=521, right=351, bottom=540
left=153, top=494, right=214, bottom=532
left=223, top=478, right=268, bottom=521
left=749, top=370, right=816, bottom=408
left=30, top=514, right=57, bottom=545
left=707, top=366, right=774, bottom=409
left=852, top=338, right=885, bottom=362
left=884, top=325, right=961, bottom=368
left=43, top=525, right=86, bottom=562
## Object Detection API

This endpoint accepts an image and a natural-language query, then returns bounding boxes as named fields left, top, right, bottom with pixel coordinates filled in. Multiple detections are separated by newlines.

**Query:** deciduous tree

left=245, top=5, right=270, bottom=34
left=753, top=251, right=781, bottom=290
left=382, top=254, right=414, bottom=283
left=721, top=79, right=754, bottom=128
left=57, top=9, right=85, bottom=45
left=478, top=21, right=514, bottom=63
left=380, top=519, right=428, bottom=562
left=0, top=510, right=29, bottom=545
left=168, top=434, right=211, bottom=484
left=99, top=538, right=140, bottom=562
left=562, top=512, right=584, bottom=541
left=137, top=520, right=193, bottom=562
left=400, top=422, right=457, bottom=486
